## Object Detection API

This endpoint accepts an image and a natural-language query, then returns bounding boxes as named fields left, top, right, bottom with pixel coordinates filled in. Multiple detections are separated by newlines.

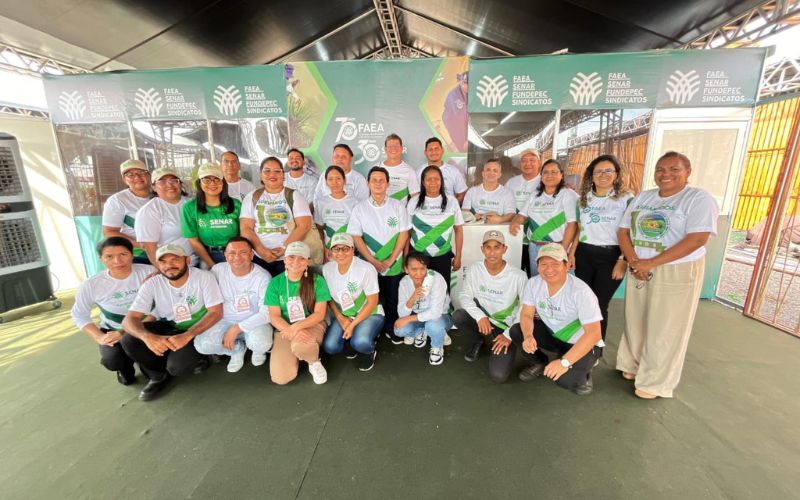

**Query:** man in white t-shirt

left=121, top=244, right=224, bottom=401
left=221, top=151, right=256, bottom=202
left=194, top=237, right=273, bottom=373
left=506, top=149, right=541, bottom=276
left=509, top=243, right=603, bottom=395
left=381, top=133, right=420, bottom=201
left=284, top=148, right=320, bottom=209
left=313, top=144, right=370, bottom=203
left=418, top=137, right=467, bottom=204
left=102, top=159, right=152, bottom=264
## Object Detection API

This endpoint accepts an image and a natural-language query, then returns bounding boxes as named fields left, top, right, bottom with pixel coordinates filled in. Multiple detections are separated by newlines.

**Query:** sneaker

left=116, top=367, right=136, bottom=386
left=403, top=335, right=414, bottom=346
left=413, top=331, right=427, bottom=348
left=384, top=331, right=404, bottom=345
left=518, top=363, right=546, bottom=382
left=573, top=373, right=594, bottom=396
left=357, top=351, right=377, bottom=371
left=345, top=343, right=358, bottom=359
left=464, top=342, right=482, bottom=362
left=251, top=352, right=267, bottom=367
left=443, top=333, right=452, bottom=346
left=308, top=360, right=328, bottom=384
left=429, top=347, right=444, bottom=366
left=227, top=349, right=246, bottom=373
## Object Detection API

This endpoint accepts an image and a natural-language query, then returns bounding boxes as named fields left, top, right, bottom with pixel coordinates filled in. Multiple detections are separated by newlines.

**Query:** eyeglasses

left=124, top=171, right=148, bottom=179
left=156, top=178, right=180, bottom=186
left=331, top=245, right=352, bottom=253
left=201, top=177, right=223, bottom=185
left=261, top=169, right=283, bottom=175
left=593, top=169, right=616, bottom=177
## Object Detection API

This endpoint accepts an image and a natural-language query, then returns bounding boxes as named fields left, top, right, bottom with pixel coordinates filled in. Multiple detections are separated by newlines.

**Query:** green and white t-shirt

left=459, top=261, right=528, bottom=338
left=130, top=268, right=224, bottom=332
left=349, top=198, right=411, bottom=277
left=382, top=160, right=420, bottom=201
left=520, top=188, right=579, bottom=243
left=407, top=194, right=464, bottom=257
left=620, top=186, right=718, bottom=264
left=462, top=184, right=516, bottom=216
left=416, top=163, right=468, bottom=199
left=227, top=178, right=256, bottom=202
left=397, top=270, right=450, bottom=322
left=102, top=189, right=151, bottom=240
left=314, top=169, right=370, bottom=204
left=313, top=194, right=359, bottom=248
left=577, top=191, right=633, bottom=246
left=285, top=171, right=320, bottom=206
left=505, top=174, right=541, bottom=212
left=322, top=257, right=384, bottom=317
left=181, top=198, right=241, bottom=247
left=239, top=188, right=312, bottom=259
left=71, top=264, right=156, bottom=330
left=521, top=274, right=604, bottom=346
left=135, top=196, right=197, bottom=265
left=264, top=273, right=331, bottom=323
left=211, top=262, right=272, bottom=332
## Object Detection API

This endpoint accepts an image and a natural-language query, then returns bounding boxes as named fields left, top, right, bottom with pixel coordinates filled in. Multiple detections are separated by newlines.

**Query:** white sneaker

left=251, top=352, right=267, bottom=367
left=227, top=349, right=246, bottom=373
left=443, top=333, right=452, bottom=346
left=308, top=360, right=327, bottom=384
left=429, top=347, right=444, bottom=366
left=403, top=335, right=414, bottom=345
left=414, top=331, right=427, bottom=348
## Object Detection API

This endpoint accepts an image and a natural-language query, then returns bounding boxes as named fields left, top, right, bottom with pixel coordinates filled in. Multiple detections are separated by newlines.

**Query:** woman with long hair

left=314, top=165, right=359, bottom=262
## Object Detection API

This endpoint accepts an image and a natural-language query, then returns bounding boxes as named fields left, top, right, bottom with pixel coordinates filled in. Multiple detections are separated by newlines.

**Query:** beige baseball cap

left=197, top=162, right=223, bottom=179
left=519, top=148, right=540, bottom=159
left=537, top=243, right=568, bottom=263
left=482, top=229, right=505, bottom=245
left=285, top=241, right=311, bottom=259
left=120, top=159, right=147, bottom=175
left=156, top=243, right=188, bottom=260
left=330, top=233, right=354, bottom=248
left=151, top=167, right=180, bottom=183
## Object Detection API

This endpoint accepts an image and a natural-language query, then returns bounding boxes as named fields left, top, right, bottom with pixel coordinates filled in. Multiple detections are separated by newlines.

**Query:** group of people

left=72, top=133, right=719, bottom=403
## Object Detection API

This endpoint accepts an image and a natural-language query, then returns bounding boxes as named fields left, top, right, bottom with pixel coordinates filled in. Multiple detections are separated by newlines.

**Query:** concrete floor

left=1, top=291, right=799, bottom=499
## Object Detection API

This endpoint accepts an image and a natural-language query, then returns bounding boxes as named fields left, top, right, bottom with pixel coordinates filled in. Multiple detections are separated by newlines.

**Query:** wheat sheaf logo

left=213, top=85, right=242, bottom=115
left=58, top=91, right=86, bottom=120
left=134, top=88, right=163, bottom=117
left=476, top=75, right=509, bottom=108
left=569, top=72, right=603, bottom=105
left=665, top=70, right=701, bottom=105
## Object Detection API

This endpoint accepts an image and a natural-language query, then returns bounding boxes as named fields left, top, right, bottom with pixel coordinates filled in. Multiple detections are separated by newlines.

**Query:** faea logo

left=347, top=282, right=359, bottom=294
left=569, top=72, right=604, bottom=106
left=134, top=88, right=163, bottom=117
left=334, top=117, right=385, bottom=165
left=479, top=285, right=487, bottom=293
left=387, top=216, right=399, bottom=228
left=476, top=75, right=509, bottom=108
left=665, top=70, right=701, bottom=105
left=213, top=85, right=243, bottom=115
left=186, top=295, right=198, bottom=307
left=58, top=91, right=86, bottom=120
left=638, top=212, right=669, bottom=238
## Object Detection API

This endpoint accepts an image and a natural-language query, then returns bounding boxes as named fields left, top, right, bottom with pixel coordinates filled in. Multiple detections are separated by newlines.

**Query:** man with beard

left=121, top=244, right=224, bottom=401
left=418, top=137, right=467, bottom=205
left=283, top=148, right=319, bottom=209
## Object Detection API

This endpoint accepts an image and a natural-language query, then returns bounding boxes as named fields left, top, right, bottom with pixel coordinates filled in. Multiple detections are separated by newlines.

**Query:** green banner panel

left=43, top=73, right=126, bottom=123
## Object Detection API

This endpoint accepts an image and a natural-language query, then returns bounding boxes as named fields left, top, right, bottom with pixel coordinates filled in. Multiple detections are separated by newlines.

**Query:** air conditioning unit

left=0, top=133, right=60, bottom=318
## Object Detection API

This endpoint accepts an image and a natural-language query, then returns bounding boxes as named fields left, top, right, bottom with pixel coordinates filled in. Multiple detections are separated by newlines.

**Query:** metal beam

left=0, top=105, right=49, bottom=119
left=681, top=0, right=800, bottom=49
left=760, top=55, right=800, bottom=99
left=0, top=43, right=89, bottom=76
left=373, top=0, right=403, bottom=58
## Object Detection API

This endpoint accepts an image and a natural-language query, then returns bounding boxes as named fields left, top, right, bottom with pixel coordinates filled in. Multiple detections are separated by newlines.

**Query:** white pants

left=194, top=320, right=273, bottom=356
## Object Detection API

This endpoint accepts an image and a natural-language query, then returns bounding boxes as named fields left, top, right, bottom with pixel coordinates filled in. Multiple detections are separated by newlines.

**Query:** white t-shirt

left=239, top=188, right=312, bottom=259
left=462, top=184, right=516, bottom=216
left=416, top=163, right=468, bottom=198
left=348, top=197, right=411, bottom=276
left=521, top=274, right=604, bottom=346
left=314, top=169, right=370, bottom=204
left=313, top=194, right=360, bottom=247
left=102, top=189, right=151, bottom=239
left=459, top=261, right=528, bottom=338
left=382, top=160, right=420, bottom=201
left=620, top=186, right=719, bottom=264
left=505, top=174, right=541, bottom=212
left=130, top=268, right=223, bottom=331
left=322, top=257, right=384, bottom=317
left=226, top=178, right=256, bottom=202
left=578, top=191, right=634, bottom=246
left=407, top=194, right=464, bottom=257
left=284, top=171, right=320, bottom=206
left=397, top=270, right=450, bottom=322
left=211, top=262, right=272, bottom=332
left=520, top=188, right=579, bottom=243
left=71, top=264, right=156, bottom=330
left=135, top=196, right=197, bottom=265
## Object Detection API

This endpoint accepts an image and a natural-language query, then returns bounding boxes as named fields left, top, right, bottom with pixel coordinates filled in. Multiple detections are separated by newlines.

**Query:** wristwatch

left=559, top=358, right=572, bottom=369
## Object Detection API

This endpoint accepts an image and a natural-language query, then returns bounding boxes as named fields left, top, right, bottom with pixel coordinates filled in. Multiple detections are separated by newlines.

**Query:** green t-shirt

left=181, top=198, right=241, bottom=247
left=264, top=272, right=331, bottom=323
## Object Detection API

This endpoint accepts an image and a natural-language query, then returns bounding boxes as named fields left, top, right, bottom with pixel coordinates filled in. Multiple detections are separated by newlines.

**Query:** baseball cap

left=482, top=229, right=505, bottom=245
left=151, top=167, right=180, bottom=183
left=537, top=243, right=568, bottom=263
left=285, top=241, right=311, bottom=259
left=330, top=233, right=354, bottom=248
left=120, top=159, right=147, bottom=175
left=156, top=243, right=188, bottom=260
left=197, top=162, right=223, bottom=179
left=519, top=148, right=541, bottom=159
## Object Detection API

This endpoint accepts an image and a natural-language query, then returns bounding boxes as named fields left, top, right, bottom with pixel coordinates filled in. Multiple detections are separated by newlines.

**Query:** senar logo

left=476, top=75, right=509, bottom=108
left=637, top=212, right=669, bottom=238
left=58, top=91, right=86, bottom=120
left=666, top=70, right=701, bottom=105
left=134, top=88, right=163, bottom=117
left=569, top=72, right=603, bottom=106
left=213, top=85, right=242, bottom=115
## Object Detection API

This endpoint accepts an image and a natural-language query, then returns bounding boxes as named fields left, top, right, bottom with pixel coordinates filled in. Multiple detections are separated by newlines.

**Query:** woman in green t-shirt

left=182, top=162, right=241, bottom=267
left=264, top=241, right=331, bottom=385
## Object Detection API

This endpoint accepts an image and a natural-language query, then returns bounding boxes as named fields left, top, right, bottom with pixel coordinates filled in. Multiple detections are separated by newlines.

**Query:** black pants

left=574, top=242, right=623, bottom=341
left=378, top=273, right=405, bottom=335
left=508, top=321, right=598, bottom=391
left=204, top=245, right=227, bottom=264
left=521, top=244, right=531, bottom=277
left=120, top=321, right=202, bottom=380
left=99, top=329, right=135, bottom=375
left=132, top=253, right=151, bottom=265
left=253, top=255, right=285, bottom=277
left=426, top=252, right=453, bottom=294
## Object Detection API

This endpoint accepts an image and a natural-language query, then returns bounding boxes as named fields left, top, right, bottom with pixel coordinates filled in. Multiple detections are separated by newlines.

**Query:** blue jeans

left=528, top=243, right=541, bottom=277
left=323, top=314, right=385, bottom=355
left=394, top=314, right=453, bottom=349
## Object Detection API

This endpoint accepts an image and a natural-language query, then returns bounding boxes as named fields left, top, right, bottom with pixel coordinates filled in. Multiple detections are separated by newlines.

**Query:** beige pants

left=270, top=322, right=327, bottom=385
left=616, top=257, right=705, bottom=398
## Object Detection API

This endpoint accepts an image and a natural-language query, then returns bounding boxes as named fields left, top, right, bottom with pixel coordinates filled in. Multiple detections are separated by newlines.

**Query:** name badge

left=173, top=303, right=192, bottom=323
left=234, top=293, right=251, bottom=313
left=338, top=290, right=355, bottom=311
left=287, top=296, right=306, bottom=323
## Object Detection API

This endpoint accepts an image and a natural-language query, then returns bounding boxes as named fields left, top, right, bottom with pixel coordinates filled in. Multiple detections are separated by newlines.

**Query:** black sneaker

left=573, top=373, right=594, bottom=396
left=116, top=368, right=136, bottom=386
left=384, top=331, right=404, bottom=345
left=518, top=363, right=546, bottom=382
left=344, top=343, right=358, bottom=359
left=193, top=356, right=210, bottom=375
left=138, top=375, right=170, bottom=401
left=464, top=342, right=482, bottom=362
left=357, top=351, right=377, bottom=371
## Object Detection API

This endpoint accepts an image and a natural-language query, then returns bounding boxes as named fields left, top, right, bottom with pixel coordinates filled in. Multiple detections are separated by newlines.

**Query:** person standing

left=418, top=137, right=467, bottom=204
left=313, top=165, right=359, bottom=258
left=313, top=144, right=370, bottom=203
left=616, top=151, right=719, bottom=399
left=220, top=151, right=256, bottom=202
left=284, top=148, right=319, bottom=208
left=381, top=133, right=419, bottom=201
left=102, top=159, right=152, bottom=264
left=506, top=149, right=541, bottom=276
left=462, top=159, right=516, bottom=223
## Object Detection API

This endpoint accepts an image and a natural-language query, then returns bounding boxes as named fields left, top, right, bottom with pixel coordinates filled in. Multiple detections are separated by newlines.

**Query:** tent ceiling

left=0, top=0, right=765, bottom=70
